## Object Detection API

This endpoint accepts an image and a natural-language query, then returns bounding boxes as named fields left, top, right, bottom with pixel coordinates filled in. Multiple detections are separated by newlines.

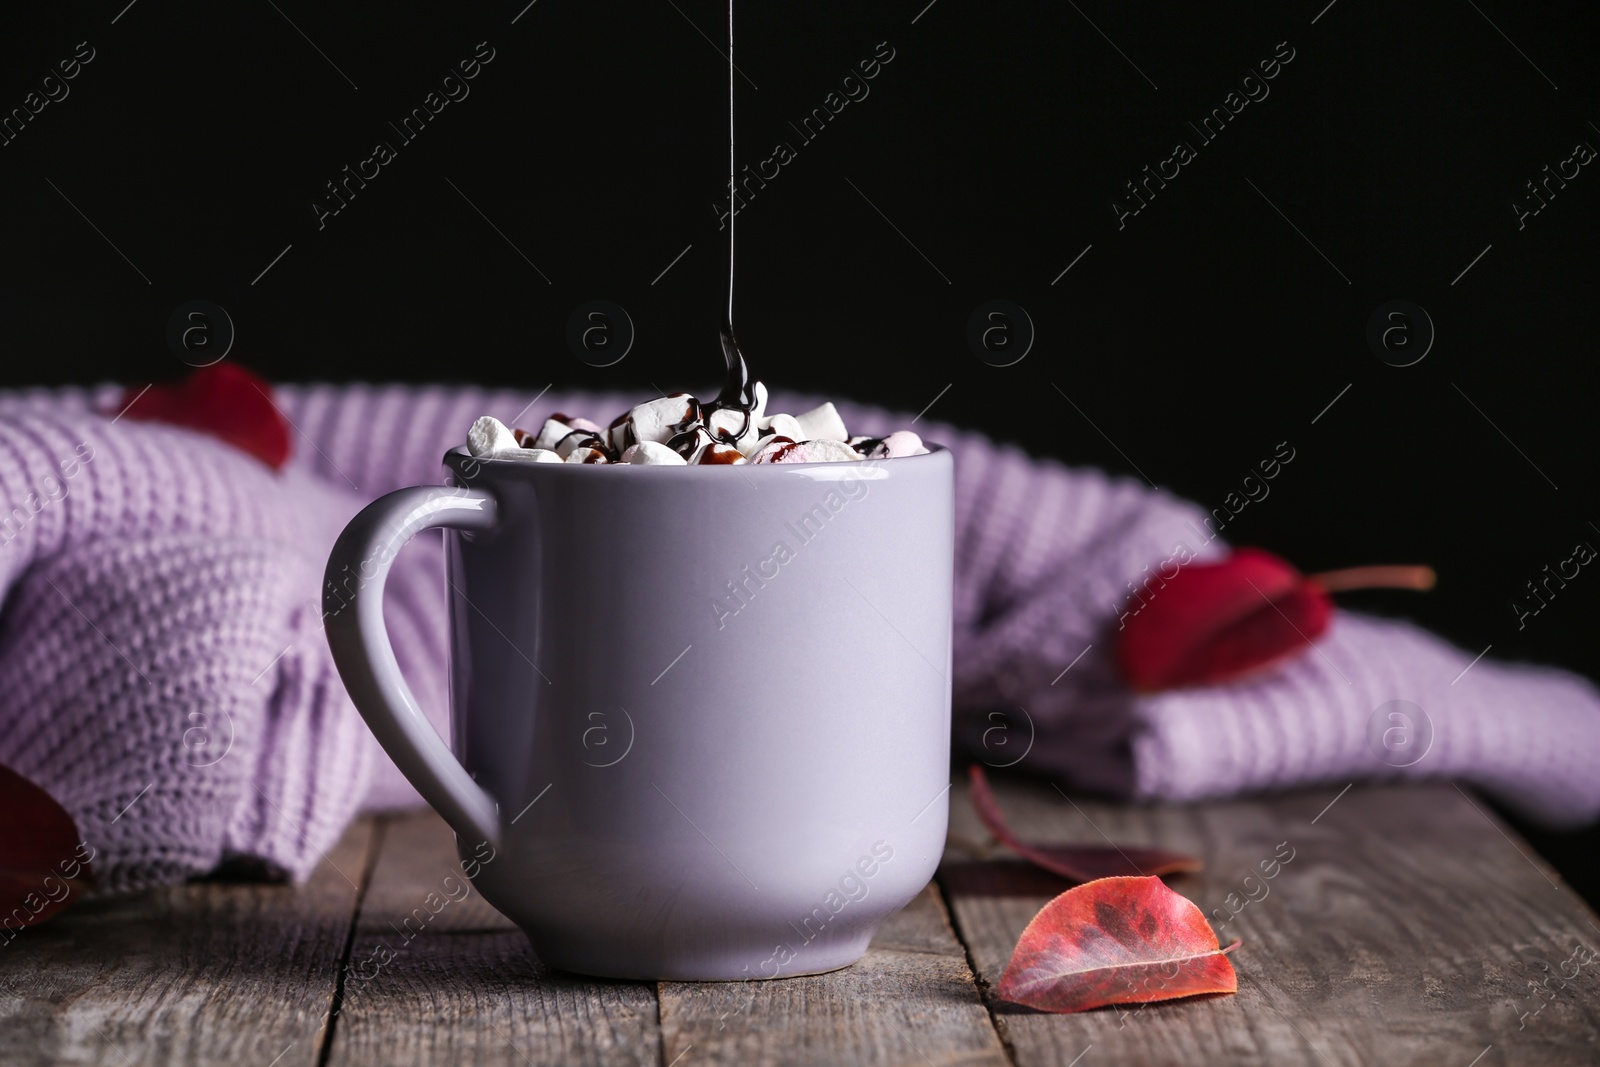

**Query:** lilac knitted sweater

left=2, top=383, right=1597, bottom=892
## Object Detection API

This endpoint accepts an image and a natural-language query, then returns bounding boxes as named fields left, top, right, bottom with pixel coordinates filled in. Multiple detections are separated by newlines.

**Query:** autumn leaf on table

left=0, top=764, right=91, bottom=929
left=997, top=875, right=1240, bottom=1013
left=1115, top=547, right=1435, bottom=693
left=115, top=363, right=293, bottom=470
left=968, top=765, right=1201, bottom=882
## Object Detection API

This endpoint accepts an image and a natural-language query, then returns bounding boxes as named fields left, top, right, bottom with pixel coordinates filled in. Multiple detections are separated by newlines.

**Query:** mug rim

left=444, top=442, right=948, bottom=475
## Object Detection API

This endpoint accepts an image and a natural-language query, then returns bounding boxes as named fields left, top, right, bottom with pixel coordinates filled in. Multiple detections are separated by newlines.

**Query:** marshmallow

left=796, top=439, right=863, bottom=463
left=707, top=406, right=756, bottom=448
left=864, top=430, right=929, bottom=459
left=467, top=382, right=925, bottom=471
left=793, top=402, right=848, bottom=442
left=468, top=416, right=565, bottom=463
left=739, top=413, right=803, bottom=457
left=467, top=415, right=519, bottom=457
left=628, top=393, right=701, bottom=445
left=748, top=436, right=799, bottom=463
left=531, top=417, right=576, bottom=452
left=482, top=446, right=563, bottom=463
left=762, top=412, right=804, bottom=441
left=697, top=442, right=748, bottom=465
left=753, top=438, right=865, bottom=463
left=622, top=441, right=687, bottom=465
left=511, top=448, right=564, bottom=463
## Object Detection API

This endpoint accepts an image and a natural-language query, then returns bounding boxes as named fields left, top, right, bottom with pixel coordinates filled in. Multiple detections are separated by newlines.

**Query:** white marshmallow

left=622, top=441, right=687, bottom=465
left=470, top=383, right=919, bottom=471
left=508, top=448, right=564, bottom=463
left=707, top=407, right=756, bottom=449
left=865, top=430, right=929, bottom=459
left=738, top=413, right=803, bottom=457
left=793, top=439, right=863, bottom=463
left=467, top=415, right=519, bottom=457
left=628, top=393, right=701, bottom=445
left=531, top=417, right=575, bottom=451
left=763, top=412, right=804, bottom=441
left=793, top=402, right=848, bottom=443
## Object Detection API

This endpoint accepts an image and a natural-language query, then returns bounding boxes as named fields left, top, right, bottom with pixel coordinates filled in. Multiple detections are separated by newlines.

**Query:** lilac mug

left=323, top=445, right=953, bottom=980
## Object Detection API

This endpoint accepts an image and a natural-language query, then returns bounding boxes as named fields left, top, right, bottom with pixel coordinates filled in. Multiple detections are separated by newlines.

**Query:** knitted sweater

left=1, top=383, right=1596, bottom=892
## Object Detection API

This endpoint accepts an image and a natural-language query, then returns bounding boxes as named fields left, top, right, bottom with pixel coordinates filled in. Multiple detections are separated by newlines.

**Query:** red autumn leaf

left=968, top=765, right=1201, bottom=881
left=1116, top=548, right=1324, bottom=693
left=0, top=764, right=91, bottom=929
left=997, top=875, right=1240, bottom=1013
left=1115, top=547, right=1435, bottom=693
left=116, top=363, right=292, bottom=469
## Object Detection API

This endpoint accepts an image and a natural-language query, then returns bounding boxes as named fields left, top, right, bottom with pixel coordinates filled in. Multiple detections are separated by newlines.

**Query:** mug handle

left=323, top=484, right=502, bottom=848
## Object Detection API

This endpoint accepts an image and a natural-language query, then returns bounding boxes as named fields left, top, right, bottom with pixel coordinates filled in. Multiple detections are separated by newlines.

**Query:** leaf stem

left=1307, top=565, right=1436, bottom=593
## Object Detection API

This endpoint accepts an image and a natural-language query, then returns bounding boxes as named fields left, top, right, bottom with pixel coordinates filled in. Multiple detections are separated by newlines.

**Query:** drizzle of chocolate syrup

left=700, top=0, right=761, bottom=446
left=706, top=322, right=758, bottom=442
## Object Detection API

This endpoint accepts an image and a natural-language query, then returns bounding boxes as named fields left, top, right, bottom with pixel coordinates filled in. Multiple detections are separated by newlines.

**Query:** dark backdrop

left=1, top=1, right=1596, bottom=893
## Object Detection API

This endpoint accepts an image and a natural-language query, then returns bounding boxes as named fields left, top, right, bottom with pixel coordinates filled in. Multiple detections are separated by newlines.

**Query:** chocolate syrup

left=655, top=393, right=707, bottom=458
left=702, top=0, right=762, bottom=445
left=606, top=411, right=634, bottom=453
left=554, top=429, right=606, bottom=454
left=666, top=426, right=710, bottom=459
left=698, top=442, right=746, bottom=464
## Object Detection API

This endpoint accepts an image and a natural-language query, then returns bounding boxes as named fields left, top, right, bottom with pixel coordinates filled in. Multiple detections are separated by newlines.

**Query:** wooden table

left=4, top=777, right=1598, bottom=1066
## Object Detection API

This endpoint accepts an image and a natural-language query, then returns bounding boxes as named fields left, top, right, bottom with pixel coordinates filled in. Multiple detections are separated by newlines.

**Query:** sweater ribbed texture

left=1, top=383, right=1595, bottom=893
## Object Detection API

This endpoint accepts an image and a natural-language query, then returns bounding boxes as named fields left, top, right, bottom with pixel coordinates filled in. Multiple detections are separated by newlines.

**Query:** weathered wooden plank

left=324, top=812, right=659, bottom=1067
left=659, top=883, right=1011, bottom=1067
left=941, top=777, right=1600, bottom=1067
left=0, top=818, right=376, bottom=1067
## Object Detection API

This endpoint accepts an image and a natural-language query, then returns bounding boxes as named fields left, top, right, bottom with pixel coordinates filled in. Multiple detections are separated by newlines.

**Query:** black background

left=1, top=2, right=1596, bottom=894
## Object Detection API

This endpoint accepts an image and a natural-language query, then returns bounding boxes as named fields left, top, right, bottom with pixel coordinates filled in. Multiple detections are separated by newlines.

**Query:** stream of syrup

left=705, top=0, right=759, bottom=441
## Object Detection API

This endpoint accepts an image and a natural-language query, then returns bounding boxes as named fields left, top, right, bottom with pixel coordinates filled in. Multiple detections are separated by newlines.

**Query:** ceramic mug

left=323, top=444, right=953, bottom=980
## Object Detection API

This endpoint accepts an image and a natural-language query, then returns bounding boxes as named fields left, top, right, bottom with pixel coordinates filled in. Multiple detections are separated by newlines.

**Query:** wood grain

left=941, top=777, right=1600, bottom=1067
left=9, top=780, right=1597, bottom=1066
left=659, top=883, right=1011, bottom=1067
left=0, top=819, right=376, bottom=1067
left=323, top=812, right=659, bottom=1067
